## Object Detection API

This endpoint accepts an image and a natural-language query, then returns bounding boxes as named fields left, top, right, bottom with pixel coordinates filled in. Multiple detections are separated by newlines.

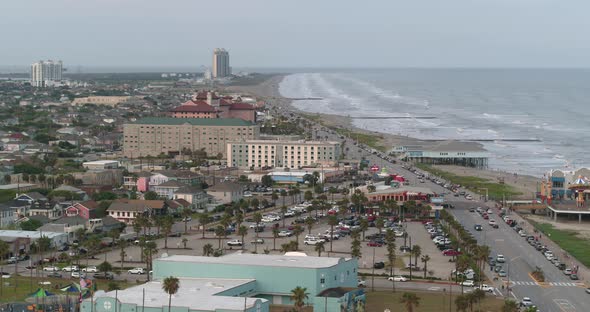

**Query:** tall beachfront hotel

left=212, top=48, right=230, bottom=78
left=30, top=60, right=63, bottom=87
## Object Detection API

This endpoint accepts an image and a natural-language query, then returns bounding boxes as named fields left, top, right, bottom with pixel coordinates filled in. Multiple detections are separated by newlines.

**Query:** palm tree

left=118, top=239, right=127, bottom=271
left=271, top=191, right=279, bottom=206
left=328, top=215, right=338, bottom=252
left=162, top=216, right=174, bottom=249
left=280, top=206, right=288, bottom=227
left=272, top=227, right=280, bottom=250
left=501, top=300, right=519, bottom=312
left=198, top=212, right=210, bottom=238
left=470, top=289, right=486, bottom=311
left=359, top=219, right=368, bottom=241
left=293, top=225, right=304, bottom=250
left=421, top=255, right=431, bottom=279
left=375, top=218, right=385, bottom=235
left=399, top=292, right=420, bottom=312
left=182, top=238, right=188, bottom=249
left=202, top=243, right=214, bottom=256
left=280, top=189, right=288, bottom=207
left=290, top=286, right=309, bottom=311
left=315, top=241, right=325, bottom=257
left=253, top=213, right=263, bottom=238
left=162, top=276, right=180, bottom=312
left=238, top=226, right=248, bottom=250
left=411, top=245, right=422, bottom=271
left=0, top=241, right=9, bottom=260
left=305, top=217, right=314, bottom=235
left=455, top=294, right=469, bottom=312
left=214, top=226, right=225, bottom=249
left=522, top=306, right=538, bottom=312
left=181, top=208, right=192, bottom=234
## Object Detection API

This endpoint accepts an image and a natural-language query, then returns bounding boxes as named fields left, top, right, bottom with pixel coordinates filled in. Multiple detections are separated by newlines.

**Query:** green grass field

left=366, top=290, right=505, bottom=312
left=0, top=275, right=134, bottom=303
left=530, top=221, right=590, bottom=267
left=415, top=164, right=521, bottom=200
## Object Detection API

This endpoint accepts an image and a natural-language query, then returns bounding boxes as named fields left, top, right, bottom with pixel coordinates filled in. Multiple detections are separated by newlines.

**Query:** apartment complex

left=227, top=140, right=341, bottom=169
left=212, top=48, right=230, bottom=78
left=71, top=96, right=133, bottom=107
left=123, top=117, right=259, bottom=158
left=170, top=91, right=256, bottom=122
left=30, top=60, right=63, bottom=87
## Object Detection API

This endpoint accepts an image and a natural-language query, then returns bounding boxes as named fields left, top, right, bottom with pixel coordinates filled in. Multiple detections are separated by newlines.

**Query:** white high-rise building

left=212, top=48, right=230, bottom=78
left=31, top=60, right=63, bottom=87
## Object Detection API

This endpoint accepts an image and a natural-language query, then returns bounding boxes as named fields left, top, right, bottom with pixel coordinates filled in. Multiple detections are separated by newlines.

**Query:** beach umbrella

left=30, top=288, right=54, bottom=298
left=60, top=284, right=81, bottom=293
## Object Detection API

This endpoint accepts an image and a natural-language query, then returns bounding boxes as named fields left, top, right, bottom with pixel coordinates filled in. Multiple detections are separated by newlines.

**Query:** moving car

left=474, top=224, right=482, bottom=231
left=460, top=280, right=475, bottom=287
left=520, top=297, right=533, bottom=307
left=251, top=238, right=265, bottom=244
left=278, top=230, right=292, bottom=237
left=47, top=272, right=62, bottom=278
left=128, top=268, right=145, bottom=274
left=388, top=276, right=407, bottom=282
left=477, top=284, right=494, bottom=292
left=373, top=262, right=385, bottom=269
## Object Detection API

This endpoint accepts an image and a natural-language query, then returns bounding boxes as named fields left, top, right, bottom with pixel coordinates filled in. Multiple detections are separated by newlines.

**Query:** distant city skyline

left=2, top=0, right=590, bottom=68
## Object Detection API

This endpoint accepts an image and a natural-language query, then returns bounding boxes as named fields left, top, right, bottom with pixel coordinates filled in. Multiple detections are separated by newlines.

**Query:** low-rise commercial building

left=82, top=160, right=119, bottom=170
left=227, top=140, right=341, bottom=169
left=123, top=117, right=258, bottom=158
left=393, top=141, right=489, bottom=168
left=83, top=253, right=363, bottom=312
left=71, top=96, right=134, bottom=107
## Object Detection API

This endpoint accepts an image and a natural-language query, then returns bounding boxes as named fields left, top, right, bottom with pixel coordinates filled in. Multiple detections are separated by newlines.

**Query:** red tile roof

left=219, top=99, right=233, bottom=106
left=229, top=103, right=255, bottom=110
left=172, top=101, right=216, bottom=113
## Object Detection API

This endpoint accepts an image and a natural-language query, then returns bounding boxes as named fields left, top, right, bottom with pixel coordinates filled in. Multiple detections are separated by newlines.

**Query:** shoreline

left=227, top=74, right=539, bottom=199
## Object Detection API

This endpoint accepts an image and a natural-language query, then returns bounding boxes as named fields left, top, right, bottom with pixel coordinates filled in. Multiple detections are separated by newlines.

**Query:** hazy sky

left=1, top=0, right=589, bottom=68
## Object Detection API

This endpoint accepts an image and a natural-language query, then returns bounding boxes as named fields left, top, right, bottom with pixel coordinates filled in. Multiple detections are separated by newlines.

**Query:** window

left=320, top=278, right=325, bottom=284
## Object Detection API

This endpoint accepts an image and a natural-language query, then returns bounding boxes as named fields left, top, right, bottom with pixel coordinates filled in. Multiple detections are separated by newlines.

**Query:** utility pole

left=371, top=247, right=375, bottom=292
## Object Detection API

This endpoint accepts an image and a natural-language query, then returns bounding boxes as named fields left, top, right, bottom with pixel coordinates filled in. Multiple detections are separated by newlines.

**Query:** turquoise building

left=82, top=252, right=365, bottom=312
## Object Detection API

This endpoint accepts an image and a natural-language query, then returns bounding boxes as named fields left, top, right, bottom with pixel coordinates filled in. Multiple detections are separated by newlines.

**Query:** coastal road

left=309, top=119, right=590, bottom=310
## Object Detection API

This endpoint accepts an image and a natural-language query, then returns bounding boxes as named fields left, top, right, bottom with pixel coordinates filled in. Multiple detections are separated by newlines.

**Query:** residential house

left=152, top=180, right=185, bottom=199
left=174, top=185, right=209, bottom=209
left=65, top=201, right=98, bottom=219
left=107, top=199, right=167, bottom=224
left=53, top=185, right=89, bottom=200
left=165, top=199, right=191, bottom=216
left=206, top=182, right=243, bottom=204
left=38, top=216, right=87, bottom=241
left=0, top=205, right=15, bottom=228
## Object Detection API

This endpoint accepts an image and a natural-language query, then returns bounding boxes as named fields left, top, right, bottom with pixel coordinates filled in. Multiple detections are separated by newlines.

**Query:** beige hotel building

left=227, top=140, right=341, bottom=169
left=123, top=117, right=259, bottom=158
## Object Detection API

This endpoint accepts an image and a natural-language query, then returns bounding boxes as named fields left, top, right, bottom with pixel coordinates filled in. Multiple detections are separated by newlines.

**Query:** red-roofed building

left=171, top=91, right=256, bottom=122
left=65, top=201, right=99, bottom=219
left=171, top=100, right=218, bottom=118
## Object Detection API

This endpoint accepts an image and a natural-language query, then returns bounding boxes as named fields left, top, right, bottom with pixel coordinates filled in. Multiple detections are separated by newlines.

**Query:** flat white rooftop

left=91, top=278, right=264, bottom=311
left=157, top=252, right=346, bottom=269
left=82, top=160, right=119, bottom=165
left=0, top=230, right=65, bottom=239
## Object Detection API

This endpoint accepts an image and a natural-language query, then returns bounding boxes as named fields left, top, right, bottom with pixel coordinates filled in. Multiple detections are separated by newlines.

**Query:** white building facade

left=31, top=60, right=63, bottom=87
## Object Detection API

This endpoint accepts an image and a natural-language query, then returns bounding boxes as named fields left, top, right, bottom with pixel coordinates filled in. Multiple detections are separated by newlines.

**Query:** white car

left=478, top=284, right=494, bottom=292
left=42, top=266, right=59, bottom=272
left=357, top=279, right=366, bottom=287
left=488, top=220, right=497, bottom=226
left=520, top=297, right=533, bottom=307
left=128, top=268, right=145, bottom=274
left=278, top=230, right=292, bottom=237
left=496, top=255, right=506, bottom=263
left=460, top=280, right=475, bottom=287
left=70, top=271, right=86, bottom=278
left=226, top=239, right=243, bottom=247
left=81, top=266, right=98, bottom=273
left=388, top=276, right=407, bottom=282
left=62, top=265, right=79, bottom=272
left=304, top=237, right=325, bottom=245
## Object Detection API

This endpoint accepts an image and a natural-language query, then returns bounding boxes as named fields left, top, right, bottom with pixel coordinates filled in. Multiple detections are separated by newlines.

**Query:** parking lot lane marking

left=427, top=287, right=440, bottom=291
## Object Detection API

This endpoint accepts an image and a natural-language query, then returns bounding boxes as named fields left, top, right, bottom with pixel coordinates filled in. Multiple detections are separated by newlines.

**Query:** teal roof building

left=82, top=252, right=365, bottom=312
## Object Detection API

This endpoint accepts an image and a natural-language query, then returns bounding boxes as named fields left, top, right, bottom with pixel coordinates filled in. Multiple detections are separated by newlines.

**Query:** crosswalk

left=510, top=280, right=582, bottom=287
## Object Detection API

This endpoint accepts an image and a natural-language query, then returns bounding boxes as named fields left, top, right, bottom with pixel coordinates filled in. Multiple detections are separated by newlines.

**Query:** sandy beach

left=227, top=74, right=540, bottom=199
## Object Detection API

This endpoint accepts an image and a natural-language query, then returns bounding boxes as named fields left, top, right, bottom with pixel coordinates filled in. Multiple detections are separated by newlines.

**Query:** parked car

left=251, top=238, right=265, bottom=244
left=498, top=270, right=507, bottom=277
left=82, top=266, right=98, bottom=273
left=278, top=230, right=293, bottom=237
left=227, top=240, right=243, bottom=247
left=570, top=274, right=579, bottom=280
left=564, top=268, right=573, bottom=275
left=496, top=255, right=506, bottom=263
left=442, top=249, right=461, bottom=256
left=128, top=268, right=145, bottom=274
left=43, top=266, right=59, bottom=272
left=474, top=224, right=482, bottom=231
left=62, top=265, right=79, bottom=272
left=71, top=271, right=85, bottom=278
left=357, top=279, right=366, bottom=287
left=373, top=262, right=385, bottom=269
left=0, top=272, right=11, bottom=279
left=367, top=241, right=384, bottom=247
left=388, top=276, right=407, bottom=282
left=47, top=272, right=62, bottom=278
left=93, top=272, right=115, bottom=280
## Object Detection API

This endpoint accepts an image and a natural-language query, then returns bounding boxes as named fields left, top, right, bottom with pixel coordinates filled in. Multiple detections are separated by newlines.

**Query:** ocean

left=277, top=68, right=590, bottom=177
